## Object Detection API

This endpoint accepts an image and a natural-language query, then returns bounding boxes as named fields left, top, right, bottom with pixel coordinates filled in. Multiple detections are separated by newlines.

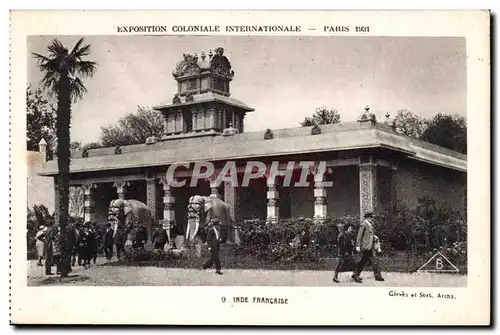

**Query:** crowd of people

left=34, top=213, right=385, bottom=283
left=34, top=220, right=171, bottom=277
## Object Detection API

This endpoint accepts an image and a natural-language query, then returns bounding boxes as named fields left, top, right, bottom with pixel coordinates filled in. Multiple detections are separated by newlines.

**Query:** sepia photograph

left=26, top=35, right=467, bottom=287
left=10, top=10, right=490, bottom=325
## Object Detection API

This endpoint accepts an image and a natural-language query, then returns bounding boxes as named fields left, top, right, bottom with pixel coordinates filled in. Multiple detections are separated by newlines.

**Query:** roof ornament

left=210, top=46, right=234, bottom=79
left=383, top=112, right=397, bottom=131
left=264, top=128, right=274, bottom=140
left=200, top=51, right=206, bottom=61
left=222, top=122, right=239, bottom=137
left=358, top=105, right=377, bottom=124
left=311, top=124, right=321, bottom=135
left=172, top=93, right=181, bottom=104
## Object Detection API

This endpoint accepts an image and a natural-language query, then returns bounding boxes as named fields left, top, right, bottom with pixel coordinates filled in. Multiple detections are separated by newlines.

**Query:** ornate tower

left=153, top=47, right=254, bottom=139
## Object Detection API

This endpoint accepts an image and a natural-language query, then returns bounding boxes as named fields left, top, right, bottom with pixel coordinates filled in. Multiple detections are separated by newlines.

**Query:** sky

left=27, top=35, right=466, bottom=144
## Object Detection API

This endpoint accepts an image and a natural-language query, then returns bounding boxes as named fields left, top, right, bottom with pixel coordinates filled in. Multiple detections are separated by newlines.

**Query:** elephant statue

left=185, top=195, right=236, bottom=245
left=108, top=198, right=155, bottom=250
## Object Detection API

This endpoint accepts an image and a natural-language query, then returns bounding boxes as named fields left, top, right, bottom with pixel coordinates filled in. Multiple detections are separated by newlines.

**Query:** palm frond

left=75, top=60, right=97, bottom=78
left=69, top=37, right=85, bottom=57
left=32, top=53, right=50, bottom=64
left=73, top=44, right=92, bottom=59
left=46, top=39, right=68, bottom=57
left=69, top=77, right=87, bottom=102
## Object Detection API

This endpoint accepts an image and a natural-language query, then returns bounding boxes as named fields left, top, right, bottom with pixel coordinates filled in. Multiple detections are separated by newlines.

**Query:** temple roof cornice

left=39, top=122, right=467, bottom=176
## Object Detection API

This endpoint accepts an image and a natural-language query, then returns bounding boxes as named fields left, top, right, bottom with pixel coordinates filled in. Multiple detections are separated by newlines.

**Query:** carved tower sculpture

left=153, top=47, right=254, bottom=138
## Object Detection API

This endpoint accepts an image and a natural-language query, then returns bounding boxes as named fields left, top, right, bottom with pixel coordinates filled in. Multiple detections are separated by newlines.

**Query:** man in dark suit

left=353, top=212, right=385, bottom=282
left=202, top=220, right=223, bottom=275
left=114, top=225, right=126, bottom=260
left=135, top=224, right=148, bottom=249
left=44, top=225, right=55, bottom=275
left=152, top=224, right=168, bottom=250
left=333, top=223, right=357, bottom=283
left=104, top=223, right=114, bottom=260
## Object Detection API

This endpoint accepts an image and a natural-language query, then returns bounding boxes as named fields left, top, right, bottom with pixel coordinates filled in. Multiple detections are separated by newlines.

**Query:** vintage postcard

left=10, top=10, right=490, bottom=325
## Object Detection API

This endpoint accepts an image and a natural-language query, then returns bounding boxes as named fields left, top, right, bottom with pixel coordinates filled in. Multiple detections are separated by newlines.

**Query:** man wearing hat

left=201, top=219, right=223, bottom=275
left=353, top=212, right=385, bottom=282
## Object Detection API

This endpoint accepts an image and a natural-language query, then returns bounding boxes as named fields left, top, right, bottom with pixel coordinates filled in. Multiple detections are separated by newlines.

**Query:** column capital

left=82, top=182, right=97, bottom=193
left=113, top=180, right=130, bottom=189
left=159, top=177, right=173, bottom=191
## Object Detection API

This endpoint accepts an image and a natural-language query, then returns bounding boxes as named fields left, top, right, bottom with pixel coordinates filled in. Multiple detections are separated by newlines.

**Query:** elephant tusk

left=192, top=217, right=200, bottom=241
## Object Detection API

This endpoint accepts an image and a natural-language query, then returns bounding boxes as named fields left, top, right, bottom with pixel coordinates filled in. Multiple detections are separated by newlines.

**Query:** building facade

left=38, top=47, right=467, bottom=246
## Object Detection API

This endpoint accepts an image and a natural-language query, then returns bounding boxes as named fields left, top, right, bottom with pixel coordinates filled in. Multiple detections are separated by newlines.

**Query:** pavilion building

left=38, top=47, right=467, bottom=246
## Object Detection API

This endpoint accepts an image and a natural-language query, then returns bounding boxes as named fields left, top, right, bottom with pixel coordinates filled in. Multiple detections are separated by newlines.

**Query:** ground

left=27, top=257, right=467, bottom=287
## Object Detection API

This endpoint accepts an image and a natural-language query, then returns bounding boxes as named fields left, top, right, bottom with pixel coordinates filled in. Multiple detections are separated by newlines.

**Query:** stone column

left=197, top=108, right=206, bottom=131
left=224, top=180, right=239, bottom=243
left=82, top=183, right=96, bottom=224
left=313, top=173, right=328, bottom=222
left=176, top=109, right=183, bottom=134
left=146, top=178, right=157, bottom=222
left=207, top=105, right=215, bottom=131
left=210, top=180, right=220, bottom=198
left=390, top=165, right=398, bottom=214
left=359, top=161, right=378, bottom=219
left=192, top=108, right=198, bottom=131
left=113, top=180, right=129, bottom=200
left=145, top=177, right=157, bottom=249
left=266, top=176, right=279, bottom=223
left=235, top=114, right=240, bottom=133
left=160, top=178, right=175, bottom=250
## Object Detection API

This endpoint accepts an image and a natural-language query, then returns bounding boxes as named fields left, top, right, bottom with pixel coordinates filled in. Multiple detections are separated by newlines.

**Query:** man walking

left=353, top=212, right=385, bottom=282
left=202, top=220, right=223, bottom=275
left=152, top=223, right=168, bottom=250
left=114, top=225, right=126, bottom=261
left=104, top=223, right=114, bottom=260
left=333, top=223, right=357, bottom=283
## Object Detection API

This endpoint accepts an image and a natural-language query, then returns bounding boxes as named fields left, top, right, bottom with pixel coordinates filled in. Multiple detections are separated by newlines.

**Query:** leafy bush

left=123, top=247, right=187, bottom=263
left=114, top=198, right=467, bottom=273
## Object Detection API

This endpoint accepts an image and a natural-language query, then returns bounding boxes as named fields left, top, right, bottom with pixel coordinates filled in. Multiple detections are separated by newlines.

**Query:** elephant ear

left=123, top=200, right=133, bottom=217
left=204, top=196, right=213, bottom=212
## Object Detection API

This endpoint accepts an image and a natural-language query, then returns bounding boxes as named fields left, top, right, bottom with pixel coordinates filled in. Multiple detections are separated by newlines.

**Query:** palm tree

left=33, top=38, right=97, bottom=275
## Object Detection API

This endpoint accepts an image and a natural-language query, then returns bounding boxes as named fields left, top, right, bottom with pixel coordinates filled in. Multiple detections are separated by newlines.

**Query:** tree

left=392, top=108, right=427, bottom=139
left=300, top=106, right=341, bottom=127
left=70, top=141, right=103, bottom=151
left=68, top=187, right=84, bottom=219
left=421, top=113, right=467, bottom=154
left=33, top=38, right=97, bottom=277
left=26, top=84, right=56, bottom=159
left=100, top=106, right=163, bottom=146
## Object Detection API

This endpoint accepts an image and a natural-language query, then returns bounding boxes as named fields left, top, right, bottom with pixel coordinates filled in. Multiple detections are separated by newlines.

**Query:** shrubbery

left=77, top=196, right=468, bottom=273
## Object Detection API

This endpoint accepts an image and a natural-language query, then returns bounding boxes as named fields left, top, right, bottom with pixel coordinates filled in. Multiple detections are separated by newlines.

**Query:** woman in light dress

left=35, top=225, right=48, bottom=266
